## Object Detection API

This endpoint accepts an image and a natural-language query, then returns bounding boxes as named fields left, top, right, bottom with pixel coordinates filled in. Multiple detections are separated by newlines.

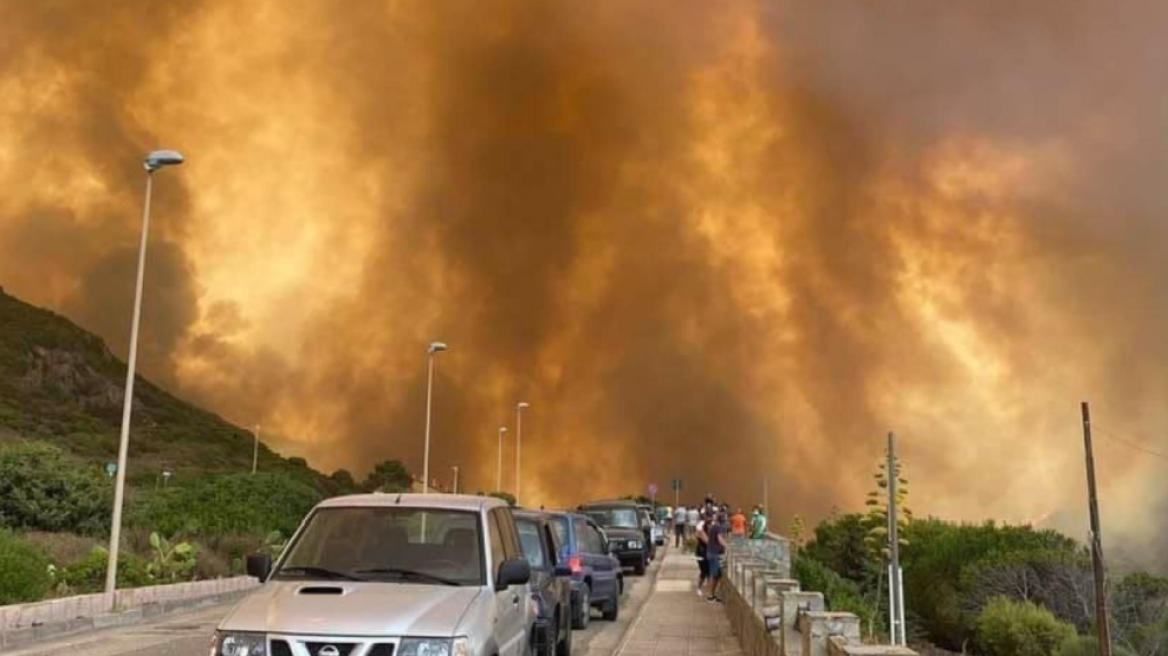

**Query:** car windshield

left=585, top=508, right=640, bottom=528
left=276, top=507, right=483, bottom=586
left=516, top=519, right=547, bottom=569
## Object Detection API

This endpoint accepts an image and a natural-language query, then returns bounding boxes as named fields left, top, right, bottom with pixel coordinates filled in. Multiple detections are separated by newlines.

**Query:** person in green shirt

left=750, top=506, right=768, bottom=539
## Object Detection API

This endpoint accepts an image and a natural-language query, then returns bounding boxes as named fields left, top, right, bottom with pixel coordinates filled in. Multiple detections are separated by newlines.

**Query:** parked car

left=514, top=511, right=573, bottom=656
left=219, top=494, right=534, bottom=656
left=544, top=510, right=622, bottom=628
left=638, top=504, right=665, bottom=548
left=581, top=500, right=650, bottom=575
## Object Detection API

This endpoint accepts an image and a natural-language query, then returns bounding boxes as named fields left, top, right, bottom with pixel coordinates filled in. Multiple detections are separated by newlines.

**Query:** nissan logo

left=317, top=646, right=341, bottom=656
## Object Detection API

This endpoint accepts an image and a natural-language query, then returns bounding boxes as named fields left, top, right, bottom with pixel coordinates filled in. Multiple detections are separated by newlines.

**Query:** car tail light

left=568, top=555, right=583, bottom=574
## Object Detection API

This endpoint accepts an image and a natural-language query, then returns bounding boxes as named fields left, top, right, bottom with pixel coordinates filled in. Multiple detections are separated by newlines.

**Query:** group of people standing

left=670, top=497, right=768, bottom=603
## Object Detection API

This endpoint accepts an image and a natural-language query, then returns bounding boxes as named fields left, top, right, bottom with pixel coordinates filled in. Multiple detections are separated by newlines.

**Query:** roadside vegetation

left=792, top=458, right=1168, bottom=656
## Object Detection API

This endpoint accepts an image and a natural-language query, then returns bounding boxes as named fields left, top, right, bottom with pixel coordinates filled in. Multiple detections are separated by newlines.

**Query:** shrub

left=0, top=530, right=51, bottom=604
left=794, top=556, right=876, bottom=622
left=0, top=441, right=111, bottom=535
left=146, top=532, right=196, bottom=583
left=976, top=597, right=1076, bottom=656
left=56, top=546, right=151, bottom=594
left=128, top=472, right=321, bottom=538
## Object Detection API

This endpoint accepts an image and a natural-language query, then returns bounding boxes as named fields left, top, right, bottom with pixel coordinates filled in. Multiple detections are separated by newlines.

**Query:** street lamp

left=452, top=465, right=460, bottom=494
left=422, top=341, right=448, bottom=494
left=252, top=424, right=261, bottom=475
left=496, top=426, right=507, bottom=492
left=515, top=402, right=530, bottom=502
left=105, top=149, right=184, bottom=606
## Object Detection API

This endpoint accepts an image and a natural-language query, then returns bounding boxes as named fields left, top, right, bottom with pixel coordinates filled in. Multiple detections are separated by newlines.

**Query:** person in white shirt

left=686, top=506, right=700, bottom=540
left=673, top=505, right=688, bottom=547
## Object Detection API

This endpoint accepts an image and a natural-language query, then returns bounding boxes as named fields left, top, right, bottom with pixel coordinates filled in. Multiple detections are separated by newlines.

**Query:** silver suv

left=211, top=494, right=534, bottom=656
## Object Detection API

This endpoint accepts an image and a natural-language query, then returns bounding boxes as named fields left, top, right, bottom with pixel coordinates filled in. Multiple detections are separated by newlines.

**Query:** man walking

left=673, top=504, right=688, bottom=547
left=730, top=507, right=747, bottom=546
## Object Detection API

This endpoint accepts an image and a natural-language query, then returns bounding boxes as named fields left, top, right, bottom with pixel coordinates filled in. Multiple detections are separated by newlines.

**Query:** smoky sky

left=3, top=0, right=1168, bottom=568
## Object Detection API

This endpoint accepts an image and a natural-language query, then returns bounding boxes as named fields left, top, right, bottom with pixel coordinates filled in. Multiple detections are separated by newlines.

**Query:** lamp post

left=452, top=465, right=460, bottom=494
left=515, top=402, right=529, bottom=502
left=104, top=149, right=184, bottom=606
left=496, top=426, right=507, bottom=492
left=251, top=424, right=260, bottom=475
left=422, top=341, right=448, bottom=494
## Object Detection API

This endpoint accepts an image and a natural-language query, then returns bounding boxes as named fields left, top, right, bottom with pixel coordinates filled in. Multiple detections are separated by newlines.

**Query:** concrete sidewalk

left=614, top=551, right=743, bottom=656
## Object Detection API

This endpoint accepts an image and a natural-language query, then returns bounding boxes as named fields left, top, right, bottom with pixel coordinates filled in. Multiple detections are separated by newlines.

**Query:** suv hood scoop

left=296, top=585, right=346, bottom=595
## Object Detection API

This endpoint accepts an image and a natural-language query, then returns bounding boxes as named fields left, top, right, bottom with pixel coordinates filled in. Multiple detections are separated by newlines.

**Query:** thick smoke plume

left=3, top=0, right=1167, bottom=568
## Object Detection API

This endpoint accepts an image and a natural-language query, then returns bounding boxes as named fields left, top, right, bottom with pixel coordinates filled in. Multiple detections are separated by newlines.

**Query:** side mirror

left=553, top=565, right=572, bottom=578
left=246, top=553, right=272, bottom=581
left=496, top=558, right=531, bottom=589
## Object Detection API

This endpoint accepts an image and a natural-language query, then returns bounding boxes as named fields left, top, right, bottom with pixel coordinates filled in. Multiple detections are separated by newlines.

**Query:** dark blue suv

left=544, top=511, right=622, bottom=628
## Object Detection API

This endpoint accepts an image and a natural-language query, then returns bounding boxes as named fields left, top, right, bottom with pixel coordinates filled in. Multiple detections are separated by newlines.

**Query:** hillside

left=0, top=285, right=328, bottom=488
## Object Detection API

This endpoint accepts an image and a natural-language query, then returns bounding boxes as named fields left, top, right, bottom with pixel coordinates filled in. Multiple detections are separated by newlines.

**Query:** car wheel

left=634, top=559, right=646, bottom=576
left=557, top=608, right=573, bottom=656
left=572, top=585, right=591, bottom=630
left=601, top=595, right=619, bottom=621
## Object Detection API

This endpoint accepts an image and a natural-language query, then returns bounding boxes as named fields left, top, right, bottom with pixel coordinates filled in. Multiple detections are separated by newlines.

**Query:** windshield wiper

left=353, top=567, right=463, bottom=586
left=275, top=566, right=364, bottom=581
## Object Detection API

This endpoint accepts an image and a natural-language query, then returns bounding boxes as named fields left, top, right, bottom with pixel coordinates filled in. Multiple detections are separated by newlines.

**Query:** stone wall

left=724, top=536, right=916, bottom=656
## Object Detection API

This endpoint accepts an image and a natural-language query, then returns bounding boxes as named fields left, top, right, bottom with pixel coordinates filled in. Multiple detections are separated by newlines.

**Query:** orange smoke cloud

left=2, top=0, right=1167, bottom=568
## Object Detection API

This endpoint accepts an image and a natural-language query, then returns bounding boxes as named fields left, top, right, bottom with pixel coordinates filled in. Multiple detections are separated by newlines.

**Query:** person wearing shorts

left=705, top=512, right=728, bottom=602
left=695, top=514, right=710, bottom=595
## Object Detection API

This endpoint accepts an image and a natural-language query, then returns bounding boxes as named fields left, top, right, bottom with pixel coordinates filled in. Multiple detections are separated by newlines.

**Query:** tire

left=634, top=558, right=646, bottom=576
left=572, top=585, right=591, bottom=630
left=601, top=595, right=619, bottom=621
left=557, top=608, right=573, bottom=656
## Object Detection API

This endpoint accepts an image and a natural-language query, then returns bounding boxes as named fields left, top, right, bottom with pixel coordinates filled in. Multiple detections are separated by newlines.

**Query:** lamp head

left=428, top=341, right=448, bottom=354
left=144, top=149, right=184, bottom=172
left=517, top=402, right=530, bottom=410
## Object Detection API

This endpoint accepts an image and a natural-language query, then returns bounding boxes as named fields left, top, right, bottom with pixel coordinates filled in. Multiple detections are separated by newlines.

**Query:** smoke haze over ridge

left=3, top=0, right=1168, bottom=568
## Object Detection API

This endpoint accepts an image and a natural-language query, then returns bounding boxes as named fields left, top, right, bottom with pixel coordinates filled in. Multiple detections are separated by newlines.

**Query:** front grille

left=270, top=640, right=294, bottom=656
left=305, top=643, right=357, bottom=656
left=367, top=645, right=396, bottom=656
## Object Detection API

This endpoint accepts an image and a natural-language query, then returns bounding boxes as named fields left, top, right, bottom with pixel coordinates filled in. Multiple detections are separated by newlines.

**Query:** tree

left=788, top=514, right=807, bottom=556
left=1111, top=571, right=1168, bottom=656
left=363, top=460, right=412, bottom=493
left=976, top=597, right=1076, bottom=656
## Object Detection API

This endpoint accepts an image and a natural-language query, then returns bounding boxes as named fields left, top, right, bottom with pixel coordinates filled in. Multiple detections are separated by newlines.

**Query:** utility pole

left=1081, top=402, right=1113, bottom=656
left=452, top=465, right=460, bottom=494
left=887, top=432, right=905, bottom=647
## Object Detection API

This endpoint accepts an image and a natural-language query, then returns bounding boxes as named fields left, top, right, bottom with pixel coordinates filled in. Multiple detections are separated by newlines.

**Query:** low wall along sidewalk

left=0, top=576, right=257, bottom=649
left=723, top=535, right=917, bottom=656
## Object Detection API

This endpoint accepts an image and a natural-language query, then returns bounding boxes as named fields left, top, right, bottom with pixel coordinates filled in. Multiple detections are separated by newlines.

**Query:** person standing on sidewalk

left=673, top=504, right=688, bottom=547
left=750, top=505, right=768, bottom=539
left=686, top=505, right=700, bottom=541
left=730, top=507, right=747, bottom=546
left=694, top=510, right=710, bottom=595
left=705, top=511, right=729, bottom=602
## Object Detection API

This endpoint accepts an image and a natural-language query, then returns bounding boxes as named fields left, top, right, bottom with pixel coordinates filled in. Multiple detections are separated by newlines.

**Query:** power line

left=1091, top=424, right=1168, bottom=461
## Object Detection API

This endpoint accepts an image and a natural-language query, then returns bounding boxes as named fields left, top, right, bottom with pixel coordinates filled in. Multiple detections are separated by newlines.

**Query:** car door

left=490, top=509, right=527, bottom=656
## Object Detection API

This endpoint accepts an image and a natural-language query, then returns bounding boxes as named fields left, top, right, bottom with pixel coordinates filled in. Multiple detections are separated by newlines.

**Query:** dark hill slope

left=0, top=286, right=328, bottom=488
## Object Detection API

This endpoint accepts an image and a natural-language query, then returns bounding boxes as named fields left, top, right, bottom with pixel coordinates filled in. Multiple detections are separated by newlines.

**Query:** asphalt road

left=6, top=546, right=667, bottom=656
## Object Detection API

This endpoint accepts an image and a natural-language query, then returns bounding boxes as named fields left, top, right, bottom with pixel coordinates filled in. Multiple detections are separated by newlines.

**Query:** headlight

left=211, top=631, right=267, bottom=656
left=398, top=637, right=470, bottom=656
left=629, top=540, right=642, bottom=549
